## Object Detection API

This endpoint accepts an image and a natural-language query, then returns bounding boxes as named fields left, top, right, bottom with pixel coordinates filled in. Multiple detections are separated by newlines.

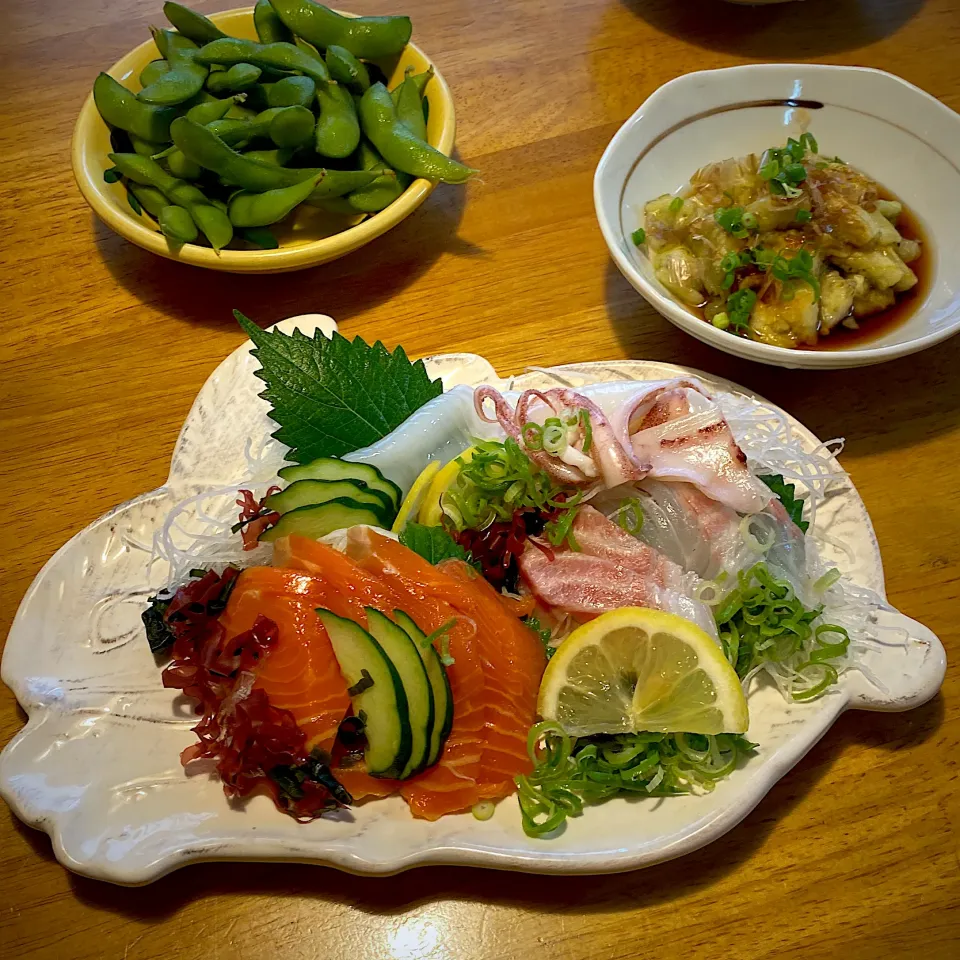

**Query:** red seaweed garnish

left=454, top=509, right=549, bottom=592
left=234, top=487, right=281, bottom=549
left=156, top=569, right=351, bottom=819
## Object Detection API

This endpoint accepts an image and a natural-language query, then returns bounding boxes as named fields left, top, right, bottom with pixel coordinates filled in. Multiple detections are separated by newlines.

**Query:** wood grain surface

left=1, top=1, right=958, bottom=958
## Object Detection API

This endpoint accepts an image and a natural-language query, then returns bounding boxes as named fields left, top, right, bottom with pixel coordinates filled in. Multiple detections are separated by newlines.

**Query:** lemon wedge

left=537, top=607, right=749, bottom=737
left=391, top=460, right=442, bottom=533
left=418, top=446, right=477, bottom=526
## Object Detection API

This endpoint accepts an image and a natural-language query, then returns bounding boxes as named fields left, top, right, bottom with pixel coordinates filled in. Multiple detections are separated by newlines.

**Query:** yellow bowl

left=71, top=6, right=457, bottom=273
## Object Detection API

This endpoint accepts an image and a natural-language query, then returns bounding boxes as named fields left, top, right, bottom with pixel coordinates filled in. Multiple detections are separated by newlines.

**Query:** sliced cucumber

left=265, top=478, right=394, bottom=521
left=317, top=609, right=411, bottom=778
left=365, top=608, right=434, bottom=778
left=278, top=457, right=401, bottom=511
left=258, top=497, right=385, bottom=543
left=392, top=609, right=453, bottom=770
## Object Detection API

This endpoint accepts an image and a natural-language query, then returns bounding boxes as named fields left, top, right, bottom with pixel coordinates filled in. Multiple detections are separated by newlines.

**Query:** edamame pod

left=228, top=173, right=323, bottom=227
left=139, top=60, right=170, bottom=88
left=108, top=152, right=233, bottom=249
left=206, top=62, right=263, bottom=95
left=315, top=81, right=360, bottom=159
left=307, top=168, right=379, bottom=201
left=267, top=0, right=412, bottom=60
left=242, top=147, right=295, bottom=165
left=129, top=133, right=169, bottom=157
left=393, top=68, right=432, bottom=141
left=185, top=96, right=237, bottom=125
left=138, top=29, right=208, bottom=107
left=170, top=116, right=321, bottom=191
left=166, top=149, right=203, bottom=180
left=347, top=140, right=408, bottom=212
left=127, top=183, right=169, bottom=218
left=192, top=204, right=235, bottom=250
left=254, top=0, right=293, bottom=44
left=324, top=45, right=370, bottom=92
left=267, top=75, right=316, bottom=108
left=359, top=83, right=475, bottom=183
left=94, top=73, right=179, bottom=143
left=196, top=38, right=330, bottom=85
left=159, top=204, right=199, bottom=243
left=162, top=2, right=227, bottom=45
left=239, top=226, right=280, bottom=248
left=266, top=104, right=316, bottom=148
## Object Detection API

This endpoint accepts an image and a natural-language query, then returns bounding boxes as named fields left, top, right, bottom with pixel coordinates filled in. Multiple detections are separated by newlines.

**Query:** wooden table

left=2, top=0, right=959, bottom=956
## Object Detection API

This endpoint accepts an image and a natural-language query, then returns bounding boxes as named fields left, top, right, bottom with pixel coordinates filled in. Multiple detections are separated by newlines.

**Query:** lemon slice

left=537, top=607, right=749, bottom=737
left=391, top=460, right=442, bottom=533
left=418, top=446, right=476, bottom=526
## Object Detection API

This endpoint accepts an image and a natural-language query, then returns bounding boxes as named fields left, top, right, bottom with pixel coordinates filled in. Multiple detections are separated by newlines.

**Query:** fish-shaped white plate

left=0, top=316, right=945, bottom=884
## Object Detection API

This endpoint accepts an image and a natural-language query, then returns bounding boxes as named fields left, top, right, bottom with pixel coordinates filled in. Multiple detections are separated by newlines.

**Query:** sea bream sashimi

left=518, top=506, right=718, bottom=639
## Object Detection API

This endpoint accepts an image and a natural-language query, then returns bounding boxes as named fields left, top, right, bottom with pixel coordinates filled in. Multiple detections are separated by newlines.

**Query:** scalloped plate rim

left=0, top=319, right=946, bottom=883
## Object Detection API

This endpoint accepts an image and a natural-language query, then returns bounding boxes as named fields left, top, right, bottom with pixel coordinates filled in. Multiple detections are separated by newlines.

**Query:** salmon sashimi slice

left=348, top=529, right=545, bottom=808
left=218, top=566, right=350, bottom=752
left=274, top=534, right=486, bottom=816
left=439, top=559, right=546, bottom=798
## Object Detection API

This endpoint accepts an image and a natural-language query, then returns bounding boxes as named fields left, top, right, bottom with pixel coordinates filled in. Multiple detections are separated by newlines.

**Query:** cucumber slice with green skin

left=258, top=497, right=385, bottom=543
left=365, top=608, right=434, bottom=778
left=278, top=457, right=401, bottom=511
left=392, top=609, right=453, bottom=770
left=265, top=478, right=394, bottom=520
left=317, top=609, right=411, bottom=778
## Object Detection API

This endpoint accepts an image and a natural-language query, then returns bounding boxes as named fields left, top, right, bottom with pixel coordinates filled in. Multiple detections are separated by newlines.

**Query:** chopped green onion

left=795, top=209, right=812, bottom=223
left=784, top=162, right=807, bottom=184
left=715, top=562, right=847, bottom=699
left=712, top=312, right=730, bottom=330
left=791, top=662, right=839, bottom=700
left=516, top=725, right=757, bottom=838
left=423, top=619, right=458, bottom=666
left=741, top=211, right=758, bottom=230
left=800, top=132, right=819, bottom=154
left=631, top=227, right=646, bottom=245
left=813, top=568, right=841, bottom=592
left=726, top=288, right=757, bottom=331
left=579, top=409, right=593, bottom=455
left=669, top=196, right=684, bottom=213
left=617, top=497, right=644, bottom=535
left=472, top=800, right=496, bottom=821
left=521, top=421, right=544, bottom=451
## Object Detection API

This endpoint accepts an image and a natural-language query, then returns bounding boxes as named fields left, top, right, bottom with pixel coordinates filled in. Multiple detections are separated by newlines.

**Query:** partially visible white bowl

left=594, top=64, right=960, bottom=369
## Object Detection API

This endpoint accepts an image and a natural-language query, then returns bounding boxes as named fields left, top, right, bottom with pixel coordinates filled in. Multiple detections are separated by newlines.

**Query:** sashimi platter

left=0, top=314, right=944, bottom=883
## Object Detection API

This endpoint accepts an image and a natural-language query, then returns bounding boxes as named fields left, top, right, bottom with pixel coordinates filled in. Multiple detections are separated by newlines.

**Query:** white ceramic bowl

left=594, top=64, right=960, bottom=369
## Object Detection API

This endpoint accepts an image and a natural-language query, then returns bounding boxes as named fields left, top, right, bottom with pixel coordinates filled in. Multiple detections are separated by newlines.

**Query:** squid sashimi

left=218, top=566, right=351, bottom=752
left=348, top=528, right=546, bottom=810
left=616, top=382, right=772, bottom=514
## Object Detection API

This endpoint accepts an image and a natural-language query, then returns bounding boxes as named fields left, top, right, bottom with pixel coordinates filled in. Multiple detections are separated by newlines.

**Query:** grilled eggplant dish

left=637, top=135, right=924, bottom=349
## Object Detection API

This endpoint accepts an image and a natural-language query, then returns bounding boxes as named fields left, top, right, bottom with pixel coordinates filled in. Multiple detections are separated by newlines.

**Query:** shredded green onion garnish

left=631, top=227, right=646, bottom=246
left=617, top=497, right=644, bottom=536
left=580, top=409, right=593, bottom=455
left=446, top=437, right=571, bottom=530
left=715, top=562, right=849, bottom=699
left=423, top=619, right=457, bottom=666
left=813, top=568, right=841, bottom=592
left=516, top=722, right=756, bottom=837
left=669, top=196, right=684, bottom=213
